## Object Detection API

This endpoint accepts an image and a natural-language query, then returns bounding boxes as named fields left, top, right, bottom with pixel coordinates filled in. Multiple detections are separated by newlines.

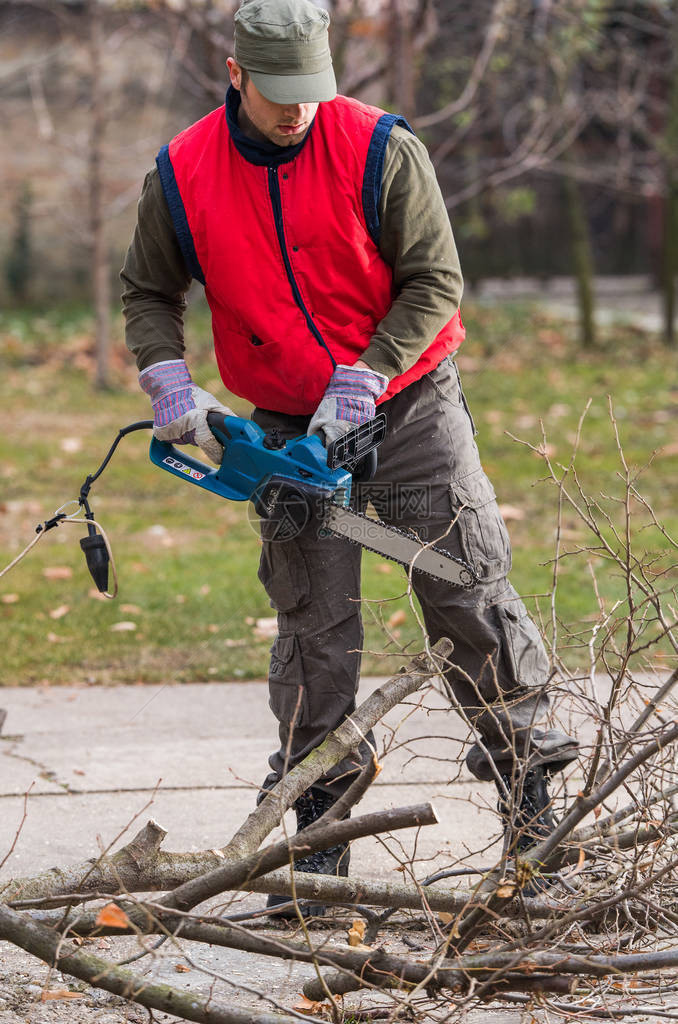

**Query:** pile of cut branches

left=2, top=635, right=678, bottom=1023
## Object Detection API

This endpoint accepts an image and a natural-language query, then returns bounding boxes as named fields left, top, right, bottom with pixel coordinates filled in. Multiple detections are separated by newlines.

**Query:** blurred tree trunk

left=562, top=158, right=596, bottom=349
left=387, top=0, right=415, bottom=120
left=88, top=0, right=111, bottom=390
left=663, top=183, right=677, bottom=348
left=662, top=0, right=678, bottom=346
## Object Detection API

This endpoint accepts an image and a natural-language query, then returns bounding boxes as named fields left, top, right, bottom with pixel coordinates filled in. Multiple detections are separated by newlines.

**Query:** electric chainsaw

left=11, top=414, right=476, bottom=595
left=148, top=412, right=477, bottom=588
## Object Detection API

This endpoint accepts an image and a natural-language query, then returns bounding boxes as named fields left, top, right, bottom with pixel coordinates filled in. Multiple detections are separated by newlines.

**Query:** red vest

left=158, top=95, right=464, bottom=415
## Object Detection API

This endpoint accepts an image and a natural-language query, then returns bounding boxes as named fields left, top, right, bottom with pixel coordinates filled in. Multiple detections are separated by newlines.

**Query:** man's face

left=227, top=59, right=319, bottom=147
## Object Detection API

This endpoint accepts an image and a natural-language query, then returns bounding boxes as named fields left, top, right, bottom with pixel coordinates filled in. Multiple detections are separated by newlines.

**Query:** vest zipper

left=267, top=165, right=337, bottom=369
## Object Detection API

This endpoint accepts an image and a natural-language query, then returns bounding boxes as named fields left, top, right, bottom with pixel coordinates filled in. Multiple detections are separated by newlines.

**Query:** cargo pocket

left=496, top=604, right=549, bottom=689
left=268, top=632, right=307, bottom=726
left=449, top=468, right=512, bottom=583
left=258, top=539, right=311, bottom=613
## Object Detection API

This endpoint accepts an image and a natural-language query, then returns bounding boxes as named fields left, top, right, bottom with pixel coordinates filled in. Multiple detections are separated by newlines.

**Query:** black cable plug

left=74, top=420, right=152, bottom=594
left=80, top=521, right=110, bottom=594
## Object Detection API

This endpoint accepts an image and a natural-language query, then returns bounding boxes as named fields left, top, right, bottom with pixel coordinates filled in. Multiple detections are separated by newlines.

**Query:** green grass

left=1, top=301, right=676, bottom=684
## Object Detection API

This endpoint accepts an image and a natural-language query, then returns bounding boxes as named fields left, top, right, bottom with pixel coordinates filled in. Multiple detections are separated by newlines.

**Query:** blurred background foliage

left=2, top=0, right=677, bottom=349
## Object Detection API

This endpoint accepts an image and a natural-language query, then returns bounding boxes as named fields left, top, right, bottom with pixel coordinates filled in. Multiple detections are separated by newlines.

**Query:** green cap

left=234, top=0, right=336, bottom=105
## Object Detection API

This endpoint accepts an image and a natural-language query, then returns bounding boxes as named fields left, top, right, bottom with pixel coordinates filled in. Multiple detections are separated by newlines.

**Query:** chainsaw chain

left=323, top=500, right=476, bottom=588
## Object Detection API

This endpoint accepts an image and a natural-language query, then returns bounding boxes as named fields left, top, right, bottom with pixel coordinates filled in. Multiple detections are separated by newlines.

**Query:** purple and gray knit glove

left=308, top=364, right=389, bottom=446
left=139, top=359, right=234, bottom=465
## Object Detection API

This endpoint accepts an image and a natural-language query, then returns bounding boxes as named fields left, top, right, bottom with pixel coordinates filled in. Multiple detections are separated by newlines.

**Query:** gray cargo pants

left=253, top=356, right=578, bottom=796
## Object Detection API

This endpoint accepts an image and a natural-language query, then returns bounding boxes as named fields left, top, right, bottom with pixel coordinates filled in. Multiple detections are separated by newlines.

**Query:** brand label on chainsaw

left=163, top=456, right=205, bottom=481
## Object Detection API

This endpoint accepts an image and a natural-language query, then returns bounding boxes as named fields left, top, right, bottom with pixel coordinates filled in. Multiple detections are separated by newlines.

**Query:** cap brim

left=249, top=65, right=336, bottom=104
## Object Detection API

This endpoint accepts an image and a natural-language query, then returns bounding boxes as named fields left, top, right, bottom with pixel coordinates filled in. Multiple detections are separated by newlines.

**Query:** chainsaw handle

left=207, top=410, right=233, bottom=441
left=352, top=447, right=378, bottom=483
left=326, top=414, right=385, bottom=484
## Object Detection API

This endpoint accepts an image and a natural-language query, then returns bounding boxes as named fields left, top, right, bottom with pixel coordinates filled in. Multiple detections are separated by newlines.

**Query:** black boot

left=266, top=787, right=350, bottom=919
left=497, top=767, right=556, bottom=890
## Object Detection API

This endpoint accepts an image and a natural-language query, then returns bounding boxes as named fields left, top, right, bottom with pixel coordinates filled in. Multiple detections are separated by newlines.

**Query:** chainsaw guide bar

left=323, top=502, right=477, bottom=588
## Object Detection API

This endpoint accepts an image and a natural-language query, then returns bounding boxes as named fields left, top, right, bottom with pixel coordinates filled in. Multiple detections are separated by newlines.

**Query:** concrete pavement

left=0, top=677, right=509, bottom=883
left=0, top=674, right=613, bottom=1023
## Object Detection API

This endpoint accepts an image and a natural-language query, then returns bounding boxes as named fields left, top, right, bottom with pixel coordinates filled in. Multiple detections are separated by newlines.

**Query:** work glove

left=308, top=364, right=388, bottom=446
left=139, top=359, right=234, bottom=465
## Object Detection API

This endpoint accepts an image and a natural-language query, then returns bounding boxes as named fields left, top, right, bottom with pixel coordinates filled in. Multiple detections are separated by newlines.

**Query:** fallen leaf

left=41, top=990, right=83, bottom=1001
left=49, top=604, right=70, bottom=620
left=515, top=414, right=537, bottom=430
left=253, top=617, right=278, bottom=638
left=120, top=604, right=141, bottom=615
left=438, top=912, right=454, bottom=925
left=497, top=504, right=525, bottom=522
left=96, top=938, right=111, bottom=950
left=387, top=609, right=407, bottom=628
left=59, top=437, right=82, bottom=454
left=456, top=355, right=480, bottom=372
left=72, top=769, right=85, bottom=776
left=347, top=918, right=366, bottom=946
left=1, top=593, right=19, bottom=604
left=174, top=963, right=191, bottom=973
left=496, top=882, right=517, bottom=899
left=110, top=621, right=137, bottom=632
left=43, top=566, right=72, bottom=580
left=292, top=994, right=327, bottom=1015
left=95, top=903, right=130, bottom=929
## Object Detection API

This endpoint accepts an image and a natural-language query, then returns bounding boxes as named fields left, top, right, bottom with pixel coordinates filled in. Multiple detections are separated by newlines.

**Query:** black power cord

left=76, top=421, right=153, bottom=593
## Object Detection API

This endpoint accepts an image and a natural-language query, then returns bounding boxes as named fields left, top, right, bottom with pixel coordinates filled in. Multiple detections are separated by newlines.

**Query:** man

left=122, top=0, right=578, bottom=913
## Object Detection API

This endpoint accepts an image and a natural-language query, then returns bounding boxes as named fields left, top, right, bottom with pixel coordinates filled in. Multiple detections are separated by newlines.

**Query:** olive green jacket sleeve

left=121, top=124, right=463, bottom=378
left=361, top=124, right=463, bottom=378
left=121, top=170, right=191, bottom=369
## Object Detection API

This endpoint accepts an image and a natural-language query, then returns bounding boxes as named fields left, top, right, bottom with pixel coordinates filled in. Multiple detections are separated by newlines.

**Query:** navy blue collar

left=225, top=85, right=314, bottom=167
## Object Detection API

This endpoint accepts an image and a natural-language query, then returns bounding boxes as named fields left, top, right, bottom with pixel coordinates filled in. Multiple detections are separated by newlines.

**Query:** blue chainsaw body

left=149, top=415, right=353, bottom=506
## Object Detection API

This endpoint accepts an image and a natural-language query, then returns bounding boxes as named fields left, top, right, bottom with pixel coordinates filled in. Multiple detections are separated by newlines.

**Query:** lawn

left=1, top=300, right=676, bottom=684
